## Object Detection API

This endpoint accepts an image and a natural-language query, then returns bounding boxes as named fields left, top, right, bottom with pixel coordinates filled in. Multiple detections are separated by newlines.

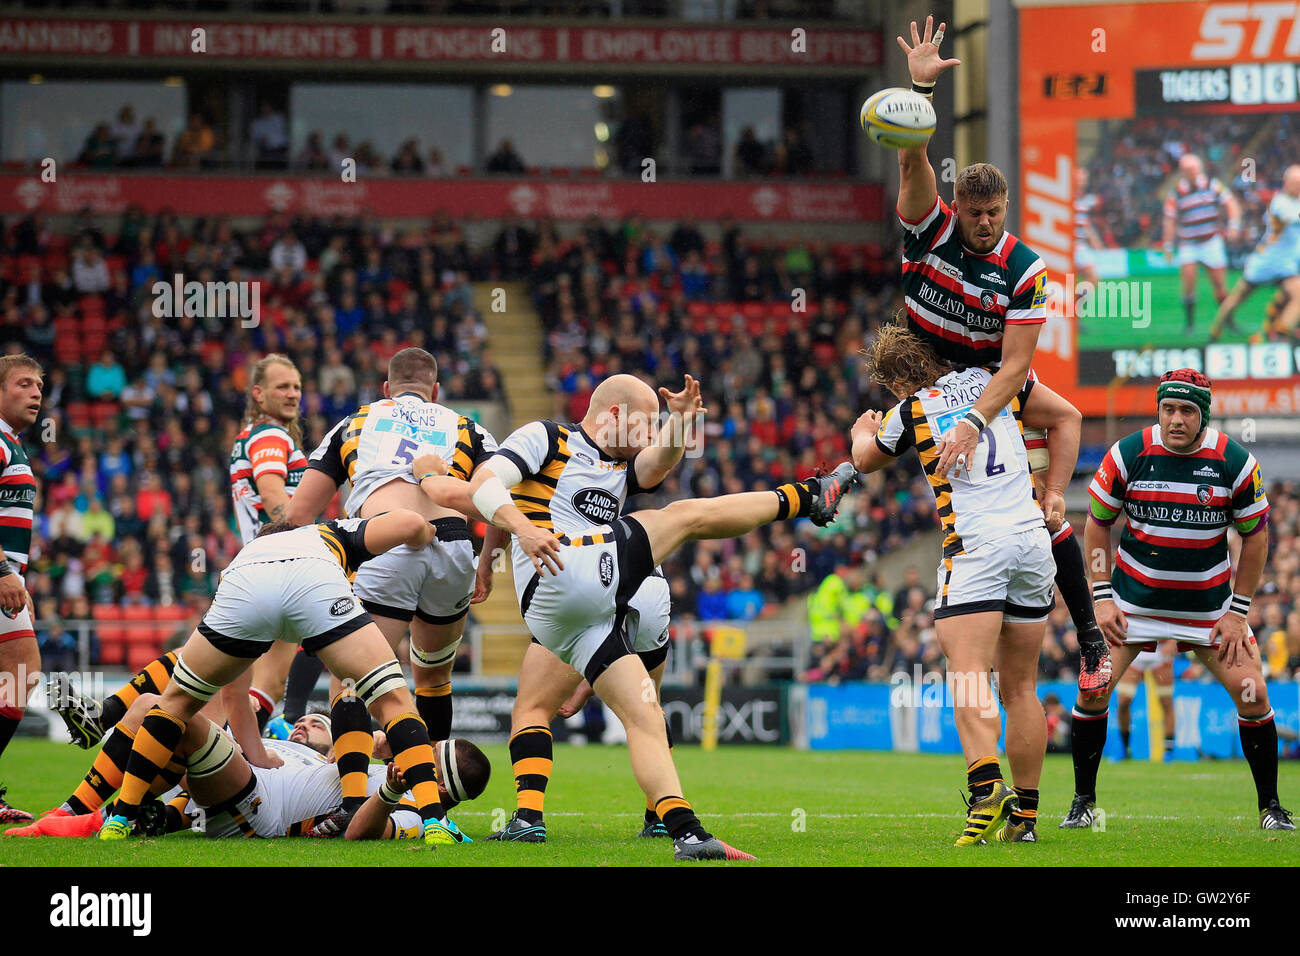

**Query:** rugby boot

left=1260, top=801, right=1295, bottom=831
left=955, top=779, right=1016, bottom=846
left=1059, top=793, right=1096, bottom=829
left=673, top=833, right=756, bottom=861
left=485, top=811, right=546, bottom=843
left=807, top=461, right=859, bottom=527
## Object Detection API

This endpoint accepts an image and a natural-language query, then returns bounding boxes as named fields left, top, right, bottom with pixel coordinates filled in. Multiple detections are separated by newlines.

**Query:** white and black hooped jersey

left=493, top=420, right=661, bottom=580
left=309, top=392, right=498, bottom=517
left=223, top=518, right=375, bottom=582
left=874, top=366, right=1044, bottom=557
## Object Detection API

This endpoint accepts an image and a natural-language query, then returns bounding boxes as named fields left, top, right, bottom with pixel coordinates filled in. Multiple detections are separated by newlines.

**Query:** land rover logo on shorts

left=599, top=552, right=614, bottom=588
left=329, top=598, right=355, bottom=617
left=1196, top=484, right=1213, bottom=505
left=980, top=289, right=996, bottom=310
left=572, top=488, right=619, bottom=524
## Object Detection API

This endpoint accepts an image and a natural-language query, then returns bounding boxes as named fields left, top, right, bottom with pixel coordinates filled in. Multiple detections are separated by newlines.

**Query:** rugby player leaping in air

left=893, top=13, right=1111, bottom=703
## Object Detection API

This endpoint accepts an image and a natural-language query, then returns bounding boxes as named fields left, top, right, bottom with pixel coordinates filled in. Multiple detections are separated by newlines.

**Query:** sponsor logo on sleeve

left=1030, top=273, right=1047, bottom=308
left=329, top=597, right=355, bottom=617
left=599, top=552, right=614, bottom=588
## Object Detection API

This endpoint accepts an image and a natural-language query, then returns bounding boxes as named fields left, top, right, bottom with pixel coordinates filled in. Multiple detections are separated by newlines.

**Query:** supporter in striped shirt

left=1161, top=153, right=1242, bottom=331
left=1060, top=368, right=1292, bottom=832
left=0, top=355, right=43, bottom=823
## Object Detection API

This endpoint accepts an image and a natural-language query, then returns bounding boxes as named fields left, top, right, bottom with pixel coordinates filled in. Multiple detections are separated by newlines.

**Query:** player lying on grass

left=9, top=698, right=488, bottom=840
left=1061, top=368, right=1293, bottom=831
left=851, top=324, right=1082, bottom=845
left=94, top=510, right=466, bottom=846
left=415, top=442, right=858, bottom=861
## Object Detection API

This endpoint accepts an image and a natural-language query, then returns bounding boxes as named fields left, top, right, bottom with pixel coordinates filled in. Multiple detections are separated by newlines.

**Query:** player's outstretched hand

left=1095, top=598, right=1128, bottom=648
left=411, top=453, right=449, bottom=480
left=659, top=374, right=707, bottom=424
left=1212, top=611, right=1253, bottom=668
left=386, top=761, right=408, bottom=792
left=935, top=419, right=980, bottom=479
left=896, top=15, right=961, bottom=85
left=517, top=524, right=564, bottom=576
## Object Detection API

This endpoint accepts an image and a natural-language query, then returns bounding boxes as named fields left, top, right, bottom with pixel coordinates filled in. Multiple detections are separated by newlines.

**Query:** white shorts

left=934, top=527, right=1055, bottom=623
left=518, top=517, right=655, bottom=684
left=628, top=571, right=671, bottom=657
left=1242, top=250, right=1297, bottom=286
left=1126, top=639, right=1175, bottom=672
left=199, top=556, right=371, bottom=658
left=353, top=518, right=476, bottom=625
left=1114, top=609, right=1253, bottom=649
left=0, top=590, right=35, bottom=647
left=1177, top=234, right=1227, bottom=270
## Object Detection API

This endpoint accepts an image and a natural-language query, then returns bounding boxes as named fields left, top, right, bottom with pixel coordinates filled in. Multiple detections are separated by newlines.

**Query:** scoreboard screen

left=1018, top=0, right=1300, bottom=418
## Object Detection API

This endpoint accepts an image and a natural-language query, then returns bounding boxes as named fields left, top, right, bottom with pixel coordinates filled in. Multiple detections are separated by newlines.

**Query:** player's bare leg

left=488, top=641, right=579, bottom=843
left=935, top=610, right=1015, bottom=845
left=0, top=634, right=40, bottom=822
left=993, top=618, right=1048, bottom=841
left=1207, top=265, right=1229, bottom=314
left=1061, top=641, right=1143, bottom=828
left=249, top=639, right=297, bottom=730
left=1209, top=278, right=1255, bottom=340
left=99, top=630, right=254, bottom=837
left=1191, top=644, right=1292, bottom=829
left=1115, top=665, right=1139, bottom=759
left=1180, top=262, right=1199, bottom=330
left=1153, top=655, right=1176, bottom=760
left=409, top=617, right=466, bottom=741
left=315, top=622, right=456, bottom=843
left=1268, top=275, right=1300, bottom=339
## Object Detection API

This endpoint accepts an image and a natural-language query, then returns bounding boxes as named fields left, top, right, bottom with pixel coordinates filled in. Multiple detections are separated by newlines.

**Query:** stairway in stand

left=471, top=281, right=552, bottom=676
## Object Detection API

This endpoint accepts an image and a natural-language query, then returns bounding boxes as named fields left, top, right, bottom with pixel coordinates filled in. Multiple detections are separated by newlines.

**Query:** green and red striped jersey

left=229, top=420, right=307, bottom=545
left=1088, top=425, right=1267, bottom=631
left=0, top=418, right=35, bottom=577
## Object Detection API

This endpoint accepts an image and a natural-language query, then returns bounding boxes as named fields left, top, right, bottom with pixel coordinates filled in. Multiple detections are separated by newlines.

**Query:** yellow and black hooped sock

left=773, top=481, right=812, bottom=520
left=100, top=652, right=179, bottom=729
left=966, top=755, right=1002, bottom=801
left=330, top=693, right=374, bottom=812
left=163, top=790, right=194, bottom=832
left=644, top=714, right=674, bottom=825
left=65, top=724, right=135, bottom=814
left=115, top=707, right=187, bottom=821
left=1010, top=786, right=1039, bottom=826
left=655, top=795, right=707, bottom=841
left=509, top=725, right=553, bottom=825
left=384, top=712, right=444, bottom=822
left=416, top=681, right=453, bottom=744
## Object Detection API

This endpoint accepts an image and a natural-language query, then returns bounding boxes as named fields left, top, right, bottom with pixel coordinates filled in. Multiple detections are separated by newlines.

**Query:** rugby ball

left=860, top=88, right=937, bottom=149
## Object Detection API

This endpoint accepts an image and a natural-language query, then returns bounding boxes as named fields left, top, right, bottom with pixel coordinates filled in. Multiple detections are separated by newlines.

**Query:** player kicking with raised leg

left=1061, top=369, right=1292, bottom=831
left=416, top=450, right=858, bottom=860
left=98, top=511, right=461, bottom=844
left=851, top=325, right=1082, bottom=845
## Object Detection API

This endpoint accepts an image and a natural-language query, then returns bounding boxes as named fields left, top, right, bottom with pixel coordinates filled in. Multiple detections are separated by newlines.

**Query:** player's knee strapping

left=116, top=706, right=188, bottom=818
left=170, top=655, right=224, bottom=703
left=509, top=725, right=553, bottom=821
left=66, top=724, right=136, bottom=814
left=384, top=712, right=443, bottom=822
left=185, top=721, right=238, bottom=779
left=411, top=638, right=461, bottom=671
left=330, top=693, right=374, bottom=809
left=353, top=660, right=407, bottom=709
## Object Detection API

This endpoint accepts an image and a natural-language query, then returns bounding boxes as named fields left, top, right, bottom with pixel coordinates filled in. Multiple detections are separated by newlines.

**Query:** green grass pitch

left=1076, top=269, right=1269, bottom=351
left=1, top=738, right=1295, bottom=866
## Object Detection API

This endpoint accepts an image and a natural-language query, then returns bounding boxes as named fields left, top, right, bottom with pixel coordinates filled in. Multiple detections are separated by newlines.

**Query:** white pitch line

left=451, top=811, right=1241, bottom=821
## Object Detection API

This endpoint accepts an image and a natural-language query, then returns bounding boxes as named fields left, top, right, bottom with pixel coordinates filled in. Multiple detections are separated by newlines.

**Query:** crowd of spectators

left=2, top=205, right=507, bottom=663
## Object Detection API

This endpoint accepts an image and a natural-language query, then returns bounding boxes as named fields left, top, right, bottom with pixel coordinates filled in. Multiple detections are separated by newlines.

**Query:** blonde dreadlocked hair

left=862, top=320, right=952, bottom=401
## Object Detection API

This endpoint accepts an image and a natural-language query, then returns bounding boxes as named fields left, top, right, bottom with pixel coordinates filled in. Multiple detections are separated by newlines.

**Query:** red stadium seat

left=548, top=167, right=571, bottom=177
left=124, top=625, right=158, bottom=645
left=65, top=402, right=92, bottom=429
left=122, top=606, right=153, bottom=623
left=90, top=401, right=120, bottom=429
left=92, top=603, right=122, bottom=621
left=578, top=168, right=603, bottom=178
left=686, top=302, right=710, bottom=320
left=126, top=641, right=164, bottom=671
left=97, top=626, right=125, bottom=666
left=740, top=302, right=766, bottom=322
left=456, top=165, right=472, bottom=177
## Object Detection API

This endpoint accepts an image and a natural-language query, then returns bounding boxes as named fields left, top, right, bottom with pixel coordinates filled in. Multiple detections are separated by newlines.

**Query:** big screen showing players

left=1017, top=0, right=1300, bottom=417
